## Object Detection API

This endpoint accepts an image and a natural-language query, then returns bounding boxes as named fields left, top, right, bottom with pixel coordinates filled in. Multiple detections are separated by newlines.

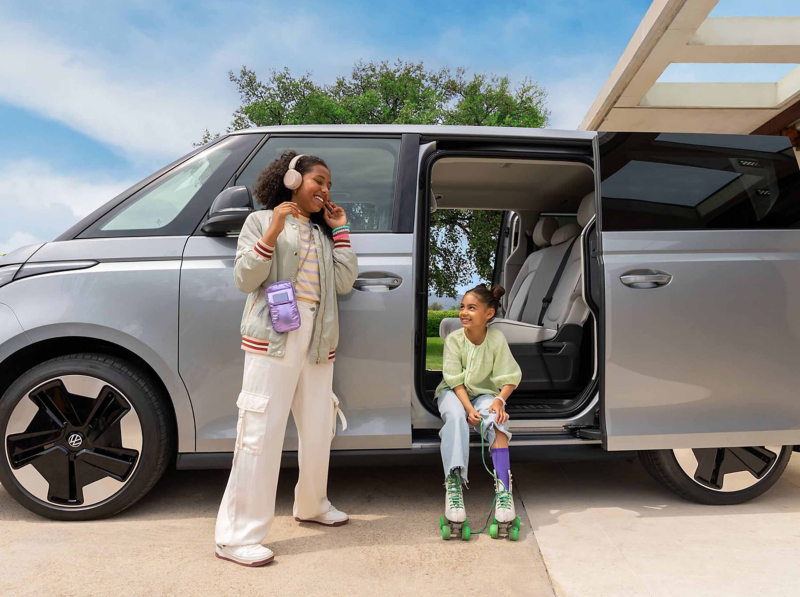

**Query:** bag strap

left=538, top=236, right=579, bottom=327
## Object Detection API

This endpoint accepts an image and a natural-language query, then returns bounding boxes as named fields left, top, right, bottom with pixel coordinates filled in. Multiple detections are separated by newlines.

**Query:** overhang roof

left=580, top=0, right=800, bottom=139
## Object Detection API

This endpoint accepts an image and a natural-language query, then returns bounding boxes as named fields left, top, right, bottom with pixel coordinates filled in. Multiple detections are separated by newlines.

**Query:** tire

left=0, top=353, right=172, bottom=520
left=639, top=445, right=792, bottom=505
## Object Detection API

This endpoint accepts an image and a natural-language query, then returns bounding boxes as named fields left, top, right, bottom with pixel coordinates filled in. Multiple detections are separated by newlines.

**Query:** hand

left=489, top=399, right=508, bottom=425
left=267, top=201, right=301, bottom=236
left=467, top=408, right=483, bottom=426
left=323, top=201, right=347, bottom=229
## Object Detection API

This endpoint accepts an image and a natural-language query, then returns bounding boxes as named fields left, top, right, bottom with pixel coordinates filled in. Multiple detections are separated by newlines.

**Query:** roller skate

left=489, top=471, right=521, bottom=541
left=439, top=470, right=471, bottom=541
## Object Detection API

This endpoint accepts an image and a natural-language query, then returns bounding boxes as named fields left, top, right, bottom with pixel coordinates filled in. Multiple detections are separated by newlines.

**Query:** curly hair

left=465, top=284, right=505, bottom=321
left=252, top=150, right=332, bottom=235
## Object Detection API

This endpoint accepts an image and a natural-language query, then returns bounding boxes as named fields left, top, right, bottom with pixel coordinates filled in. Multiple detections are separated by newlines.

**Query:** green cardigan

left=435, top=327, right=522, bottom=400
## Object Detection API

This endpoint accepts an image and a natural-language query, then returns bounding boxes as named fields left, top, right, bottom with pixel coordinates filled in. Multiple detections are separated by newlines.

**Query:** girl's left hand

left=323, top=201, right=348, bottom=228
left=489, top=399, right=508, bottom=425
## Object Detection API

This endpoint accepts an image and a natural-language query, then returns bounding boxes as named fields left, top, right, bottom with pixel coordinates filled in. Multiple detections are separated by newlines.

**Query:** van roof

left=232, top=124, right=597, bottom=141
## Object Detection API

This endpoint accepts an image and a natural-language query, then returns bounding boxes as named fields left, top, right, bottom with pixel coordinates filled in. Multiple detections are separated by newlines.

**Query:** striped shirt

left=295, top=215, right=321, bottom=304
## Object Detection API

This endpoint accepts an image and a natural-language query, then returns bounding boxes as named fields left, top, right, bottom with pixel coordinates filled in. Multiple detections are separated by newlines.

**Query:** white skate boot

left=490, top=471, right=520, bottom=541
left=439, top=470, right=470, bottom=540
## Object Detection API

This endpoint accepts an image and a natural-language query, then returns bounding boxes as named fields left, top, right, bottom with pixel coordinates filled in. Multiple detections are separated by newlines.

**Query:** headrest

left=578, top=191, right=595, bottom=227
left=439, top=317, right=462, bottom=340
left=532, top=217, right=558, bottom=248
left=551, top=223, right=582, bottom=246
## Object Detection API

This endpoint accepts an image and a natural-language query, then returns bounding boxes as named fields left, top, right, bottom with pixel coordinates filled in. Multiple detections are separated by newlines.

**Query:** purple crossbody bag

left=266, top=280, right=301, bottom=333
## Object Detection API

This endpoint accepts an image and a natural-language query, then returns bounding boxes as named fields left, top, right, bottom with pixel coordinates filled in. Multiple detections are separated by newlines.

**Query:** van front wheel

left=639, top=445, right=792, bottom=505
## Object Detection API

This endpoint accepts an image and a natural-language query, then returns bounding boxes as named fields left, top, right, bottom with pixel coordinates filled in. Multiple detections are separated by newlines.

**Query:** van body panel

left=598, top=132, right=800, bottom=450
left=0, top=239, right=197, bottom=452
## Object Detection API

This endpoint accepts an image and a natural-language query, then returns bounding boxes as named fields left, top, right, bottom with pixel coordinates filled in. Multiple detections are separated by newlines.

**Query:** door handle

left=620, top=270, right=672, bottom=289
left=353, top=274, right=403, bottom=290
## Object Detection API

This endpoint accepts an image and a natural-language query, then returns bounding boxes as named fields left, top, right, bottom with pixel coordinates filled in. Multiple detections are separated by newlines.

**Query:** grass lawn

left=426, top=337, right=444, bottom=370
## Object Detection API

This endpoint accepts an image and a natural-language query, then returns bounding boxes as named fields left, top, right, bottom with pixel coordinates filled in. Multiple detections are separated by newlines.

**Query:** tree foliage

left=205, top=60, right=549, bottom=295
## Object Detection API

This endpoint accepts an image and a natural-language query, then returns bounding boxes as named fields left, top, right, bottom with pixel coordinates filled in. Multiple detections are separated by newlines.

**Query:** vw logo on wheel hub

left=67, top=433, right=84, bottom=449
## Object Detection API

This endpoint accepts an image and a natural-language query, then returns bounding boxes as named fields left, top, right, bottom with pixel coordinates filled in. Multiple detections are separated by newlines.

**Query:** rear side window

left=599, top=132, right=800, bottom=231
left=237, top=137, right=401, bottom=232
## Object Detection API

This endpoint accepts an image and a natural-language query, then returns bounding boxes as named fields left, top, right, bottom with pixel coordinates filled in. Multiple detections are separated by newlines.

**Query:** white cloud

left=0, top=13, right=233, bottom=161
left=0, top=231, right=41, bottom=256
left=0, top=159, right=135, bottom=251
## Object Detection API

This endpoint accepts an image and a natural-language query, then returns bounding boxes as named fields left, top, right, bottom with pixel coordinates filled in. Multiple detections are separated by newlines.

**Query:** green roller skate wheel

left=509, top=527, right=519, bottom=541
left=461, top=524, right=471, bottom=541
left=513, top=517, right=521, bottom=530
left=441, top=525, right=451, bottom=540
left=489, top=524, right=499, bottom=539
left=439, top=515, right=446, bottom=529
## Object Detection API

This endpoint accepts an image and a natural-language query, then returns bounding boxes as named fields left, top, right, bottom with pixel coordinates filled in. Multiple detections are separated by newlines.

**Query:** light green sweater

left=435, top=327, right=522, bottom=399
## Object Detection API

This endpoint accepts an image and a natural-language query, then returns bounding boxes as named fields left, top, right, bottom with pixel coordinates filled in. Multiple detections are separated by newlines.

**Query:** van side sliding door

left=598, top=132, right=800, bottom=451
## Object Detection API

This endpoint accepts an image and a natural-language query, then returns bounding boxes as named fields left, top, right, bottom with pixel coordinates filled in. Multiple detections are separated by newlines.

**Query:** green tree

left=429, top=302, right=443, bottom=311
left=205, top=60, right=549, bottom=295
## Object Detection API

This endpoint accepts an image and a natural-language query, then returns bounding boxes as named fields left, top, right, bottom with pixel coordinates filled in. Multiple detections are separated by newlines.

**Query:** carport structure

left=581, top=0, right=800, bottom=162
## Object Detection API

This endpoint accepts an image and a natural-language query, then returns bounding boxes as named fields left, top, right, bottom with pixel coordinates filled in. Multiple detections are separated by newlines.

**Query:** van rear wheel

left=0, top=353, right=172, bottom=520
left=639, top=446, right=792, bottom=505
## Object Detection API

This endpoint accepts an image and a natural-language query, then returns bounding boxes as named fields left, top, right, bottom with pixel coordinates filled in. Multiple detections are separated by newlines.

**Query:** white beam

left=691, top=17, right=800, bottom=47
left=777, top=66, right=800, bottom=105
left=599, top=107, right=783, bottom=134
left=642, top=82, right=778, bottom=108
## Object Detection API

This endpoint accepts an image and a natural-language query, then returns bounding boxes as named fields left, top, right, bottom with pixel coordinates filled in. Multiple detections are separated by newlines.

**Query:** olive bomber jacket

left=235, top=209, right=358, bottom=363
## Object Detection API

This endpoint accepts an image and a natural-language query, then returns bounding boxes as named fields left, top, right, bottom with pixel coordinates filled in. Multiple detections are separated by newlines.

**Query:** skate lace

left=446, top=474, right=463, bottom=509
left=496, top=489, right=512, bottom=510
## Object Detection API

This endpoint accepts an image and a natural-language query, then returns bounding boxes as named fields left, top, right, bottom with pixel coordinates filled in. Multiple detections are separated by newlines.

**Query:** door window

left=599, top=133, right=800, bottom=231
left=236, top=137, right=401, bottom=232
left=80, top=134, right=262, bottom=238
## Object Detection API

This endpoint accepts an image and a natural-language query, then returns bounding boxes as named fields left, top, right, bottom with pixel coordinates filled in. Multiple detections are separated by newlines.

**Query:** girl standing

left=215, top=151, right=358, bottom=567
left=436, top=284, right=522, bottom=531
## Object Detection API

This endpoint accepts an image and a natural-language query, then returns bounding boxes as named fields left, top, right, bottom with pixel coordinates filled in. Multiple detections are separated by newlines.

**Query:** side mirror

left=202, top=186, right=254, bottom=236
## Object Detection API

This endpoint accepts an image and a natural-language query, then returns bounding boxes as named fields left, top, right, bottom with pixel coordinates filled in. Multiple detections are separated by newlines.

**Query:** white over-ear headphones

left=283, top=154, right=307, bottom=190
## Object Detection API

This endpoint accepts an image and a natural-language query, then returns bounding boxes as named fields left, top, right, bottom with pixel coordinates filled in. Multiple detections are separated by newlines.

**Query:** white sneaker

left=445, top=470, right=466, bottom=523
left=295, top=503, right=349, bottom=527
left=494, top=471, right=516, bottom=524
left=215, top=543, right=274, bottom=567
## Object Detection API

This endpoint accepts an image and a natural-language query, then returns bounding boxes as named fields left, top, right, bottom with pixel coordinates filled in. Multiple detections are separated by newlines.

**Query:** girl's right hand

left=268, top=202, right=300, bottom=235
left=467, top=409, right=483, bottom=426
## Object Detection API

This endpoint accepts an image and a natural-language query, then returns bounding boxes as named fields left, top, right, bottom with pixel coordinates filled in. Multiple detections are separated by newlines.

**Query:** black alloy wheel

left=0, top=354, right=172, bottom=520
left=640, top=445, right=793, bottom=505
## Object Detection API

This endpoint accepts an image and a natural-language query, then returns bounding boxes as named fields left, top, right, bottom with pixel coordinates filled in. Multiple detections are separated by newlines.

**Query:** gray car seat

left=437, top=191, right=596, bottom=391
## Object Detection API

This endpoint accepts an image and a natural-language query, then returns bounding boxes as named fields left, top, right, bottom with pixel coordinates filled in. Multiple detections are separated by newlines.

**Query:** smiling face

left=459, top=292, right=495, bottom=332
left=292, top=164, right=332, bottom=216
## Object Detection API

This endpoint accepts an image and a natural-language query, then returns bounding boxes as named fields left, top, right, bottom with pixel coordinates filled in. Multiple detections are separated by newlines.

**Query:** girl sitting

left=435, top=284, right=522, bottom=532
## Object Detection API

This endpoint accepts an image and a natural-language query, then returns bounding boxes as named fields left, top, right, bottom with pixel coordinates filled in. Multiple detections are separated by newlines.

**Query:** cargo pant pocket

left=235, top=391, right=270, bottom=455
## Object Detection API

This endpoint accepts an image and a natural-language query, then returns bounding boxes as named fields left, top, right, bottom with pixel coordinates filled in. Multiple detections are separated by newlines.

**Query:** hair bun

left=491, top=285, right=506, bottom=299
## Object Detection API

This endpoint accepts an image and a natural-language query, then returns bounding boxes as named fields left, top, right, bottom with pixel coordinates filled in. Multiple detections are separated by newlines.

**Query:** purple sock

left=491, top=448, right=510, bottom=491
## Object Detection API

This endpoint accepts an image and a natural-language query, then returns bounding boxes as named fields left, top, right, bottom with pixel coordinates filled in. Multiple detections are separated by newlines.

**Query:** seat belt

left=538, top=236, right=579, bottom=326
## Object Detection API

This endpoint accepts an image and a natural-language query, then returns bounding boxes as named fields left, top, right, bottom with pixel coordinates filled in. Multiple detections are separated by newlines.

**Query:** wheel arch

left=0, top=328, right=194, bottom=454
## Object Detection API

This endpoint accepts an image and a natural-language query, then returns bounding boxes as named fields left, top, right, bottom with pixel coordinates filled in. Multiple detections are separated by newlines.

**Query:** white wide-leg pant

left=215, top=301, right=337, bottom=546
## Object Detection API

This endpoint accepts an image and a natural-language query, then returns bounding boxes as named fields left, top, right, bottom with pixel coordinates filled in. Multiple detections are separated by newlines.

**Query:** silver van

left=1, top=126, right=798, bottom=520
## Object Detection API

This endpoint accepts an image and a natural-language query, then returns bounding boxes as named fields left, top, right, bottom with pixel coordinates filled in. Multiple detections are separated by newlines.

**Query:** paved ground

left=1, top=454, right=799, bottom=597
left=517, top=454, right=800, bottom=597
left=0, top=458, right=553, bottom=597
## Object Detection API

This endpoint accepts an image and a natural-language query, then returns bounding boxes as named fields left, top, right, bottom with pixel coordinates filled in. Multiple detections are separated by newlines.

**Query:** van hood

left=0, top=243, right=45, bottom=267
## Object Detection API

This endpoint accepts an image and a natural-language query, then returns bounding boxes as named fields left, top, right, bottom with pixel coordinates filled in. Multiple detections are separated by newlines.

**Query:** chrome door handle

left=352, top=275, right=402, bottom=290
left=620, top=270, right=672, bottom=289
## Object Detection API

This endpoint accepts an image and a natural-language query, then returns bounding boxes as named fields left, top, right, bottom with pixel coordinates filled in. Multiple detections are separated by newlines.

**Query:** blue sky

left=0, top=0, right=798, bottom=254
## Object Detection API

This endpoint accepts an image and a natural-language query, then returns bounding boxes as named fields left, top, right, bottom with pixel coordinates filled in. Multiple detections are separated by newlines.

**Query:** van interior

left=420, top=157, right=599, bottom=419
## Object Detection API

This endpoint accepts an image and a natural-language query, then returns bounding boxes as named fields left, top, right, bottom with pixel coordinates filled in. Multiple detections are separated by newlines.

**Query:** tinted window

left=237, top=137, right=400, bottom=232
left=599, top=132, right=800, bottom=231
left=80, top=134, right=262, bottom=238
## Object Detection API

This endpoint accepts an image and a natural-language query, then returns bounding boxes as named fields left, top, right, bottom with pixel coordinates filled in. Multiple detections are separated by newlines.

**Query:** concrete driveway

left=0, top=459, right=552, bottom=597
left=1, top=454, right=798, bottom=597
